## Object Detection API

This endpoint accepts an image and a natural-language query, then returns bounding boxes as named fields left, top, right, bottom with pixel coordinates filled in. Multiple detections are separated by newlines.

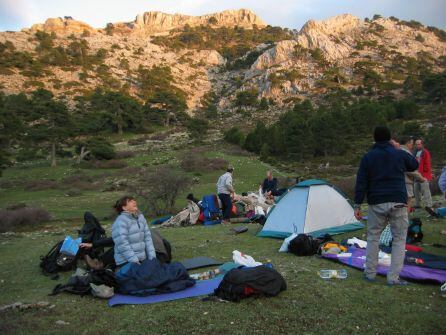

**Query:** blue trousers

left=218, top=193, right=232, bottom=220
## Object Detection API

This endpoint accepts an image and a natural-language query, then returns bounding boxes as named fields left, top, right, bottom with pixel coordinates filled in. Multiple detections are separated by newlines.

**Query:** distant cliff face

left=129, top=9, right=266, bottom=34
left=2, top=10, right=446, bottom=115
left=24, top=9, right=266, bottom=36
left=27, top=17, right=96, bottom=35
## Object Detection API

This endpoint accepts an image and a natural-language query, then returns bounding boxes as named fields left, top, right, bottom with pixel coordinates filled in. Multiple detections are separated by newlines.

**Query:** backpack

left=79, top=212, right=106, bottom=243
left=288, top=234, right=316, bottom=256
left=50, top=268, right=117, bottom=296
left=214, top=266, right=287, bottom=302
left=40, top=240, right=77, bottom=276
left=407, top=218, right=423, bottom=244
left=201, top=195, right=222, bottom=225
left=156, top=238, right=172, bottom=264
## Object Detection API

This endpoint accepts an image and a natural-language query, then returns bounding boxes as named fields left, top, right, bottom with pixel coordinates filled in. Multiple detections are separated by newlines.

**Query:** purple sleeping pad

left=322, top=246, right=446, bottom=284
left=108, top=277, right=223, bottom=306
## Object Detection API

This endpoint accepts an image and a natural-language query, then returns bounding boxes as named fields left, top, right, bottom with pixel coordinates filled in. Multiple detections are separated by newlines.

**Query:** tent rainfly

left=258, top=179, right=364, bottom=239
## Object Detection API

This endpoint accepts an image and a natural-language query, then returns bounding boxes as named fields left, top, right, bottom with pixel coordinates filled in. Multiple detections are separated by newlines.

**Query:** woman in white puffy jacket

left=111, top=196, right=156, bottom=268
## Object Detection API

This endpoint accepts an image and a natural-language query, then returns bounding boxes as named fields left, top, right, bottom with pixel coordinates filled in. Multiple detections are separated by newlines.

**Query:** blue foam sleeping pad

left=108, top=277, right=223, bottom=306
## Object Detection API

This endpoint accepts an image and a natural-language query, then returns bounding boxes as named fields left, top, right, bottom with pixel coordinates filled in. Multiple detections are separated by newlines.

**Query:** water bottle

left=319, top=269, right=348, bottom=279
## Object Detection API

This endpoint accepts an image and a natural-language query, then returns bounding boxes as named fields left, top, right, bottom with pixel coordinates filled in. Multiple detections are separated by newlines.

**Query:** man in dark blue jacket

left=354, top=126, right=419, bottom=285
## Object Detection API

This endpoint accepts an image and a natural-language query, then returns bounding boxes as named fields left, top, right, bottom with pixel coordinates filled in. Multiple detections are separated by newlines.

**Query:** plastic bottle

left=190, top=268, right=221, bottom=281
left=319, top=269, right=348, bottom=279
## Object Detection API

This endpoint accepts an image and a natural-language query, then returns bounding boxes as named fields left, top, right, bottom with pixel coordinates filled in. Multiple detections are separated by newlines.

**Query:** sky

left=0, top=0, right=445, bottom=32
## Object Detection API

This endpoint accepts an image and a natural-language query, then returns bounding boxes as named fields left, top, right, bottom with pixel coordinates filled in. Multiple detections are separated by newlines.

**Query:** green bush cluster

left=152, top=25, right=292, bottom=62
left=234, top=97, right=425, bottom=160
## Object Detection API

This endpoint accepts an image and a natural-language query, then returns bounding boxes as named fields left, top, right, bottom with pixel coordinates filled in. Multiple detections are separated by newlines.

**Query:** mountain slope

left=0, top=10, right=445, bottom=115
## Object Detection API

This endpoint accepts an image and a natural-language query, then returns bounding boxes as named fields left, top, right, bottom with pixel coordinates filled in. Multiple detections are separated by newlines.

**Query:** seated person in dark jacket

left=262, top=170, right=286, bottom=197
left=80, top=237, right=115, bottom=270
left=80, top=229, right=171, bottom=270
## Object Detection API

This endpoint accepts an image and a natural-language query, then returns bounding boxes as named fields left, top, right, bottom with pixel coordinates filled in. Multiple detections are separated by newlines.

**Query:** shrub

left=65, top=189, right=82, bottom=197
left=93, top=159, right=128, bottom=169
left=24, top=180, right=59, bottom=191
left=131, top=166, right=191, bottom=216
left=180, top=154, right=228, bottom=173
left=224, top=127, right=245, bottom=146
left=115, top=150, right=136, bottom=159
left=128, top=137, right=147, bottom=146
left=88, top=137, right=116, bottom=160
left=331, top=176, right=356, bottom=199
left=0, top=206, right=51, bottom=232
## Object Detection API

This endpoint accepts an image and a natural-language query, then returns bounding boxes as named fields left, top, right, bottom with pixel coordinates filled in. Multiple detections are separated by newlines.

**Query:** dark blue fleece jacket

left=355, top=141, right=419, bottom=205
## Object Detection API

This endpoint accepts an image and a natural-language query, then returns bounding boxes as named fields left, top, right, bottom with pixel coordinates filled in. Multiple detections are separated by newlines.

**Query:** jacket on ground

left=416, top=148, right=433, bottom=181
left=112, top=212, right=156, bottom=266
left=355, top=141, right=419, bottom=205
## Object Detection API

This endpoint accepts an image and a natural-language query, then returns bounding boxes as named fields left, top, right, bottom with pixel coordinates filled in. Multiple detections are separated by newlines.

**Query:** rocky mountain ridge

left=25, top=9, right=266, bottom=36
left=1, top=10, right=445, bottom=118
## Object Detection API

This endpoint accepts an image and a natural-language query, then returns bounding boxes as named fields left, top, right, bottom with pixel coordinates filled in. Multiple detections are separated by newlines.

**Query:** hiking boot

left=85, top=255, right=104, bottom=270
left=425, top=207, right=439, bottom=218
left=387, top=279, right=409, bottom=286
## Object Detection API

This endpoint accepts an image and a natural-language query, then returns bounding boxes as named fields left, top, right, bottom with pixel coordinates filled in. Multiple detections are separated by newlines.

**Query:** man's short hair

left=227, top=165, right=234, bottom=172
left=399, top=136, right=412, bottom=145
left=374, top=126, right=391, bottom=142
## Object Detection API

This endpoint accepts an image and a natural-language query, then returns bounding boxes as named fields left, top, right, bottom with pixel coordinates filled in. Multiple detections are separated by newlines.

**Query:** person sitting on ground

left=414, top=139, right=434, bottom=213
left=111, top=196, right=156, bottom=270
left=186, top=193, right=200, bottom=205
left=217, top=166, right=235, bottom=224
left=80, top=237, right=114, bottom=270
left=262, top=170, right=278, bottom=196
left=354, top=126, right=419, bottom=286
left=261, top=170, right=287, bottom=198
left=398, top=136, right=426, bottom=213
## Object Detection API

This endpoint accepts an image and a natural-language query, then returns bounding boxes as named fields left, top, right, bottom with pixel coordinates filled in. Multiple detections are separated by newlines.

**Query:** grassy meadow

left=0, top=141, right=445, bottom=335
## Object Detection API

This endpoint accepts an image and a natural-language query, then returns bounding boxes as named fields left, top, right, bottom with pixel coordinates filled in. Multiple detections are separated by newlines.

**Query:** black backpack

left=288, top=233, right=332, bottom=256
left=40, top=240, right=77, bottom=277
left=51, top=269, right=117, bottom=296
left=214, top=266, right=287, bottom=302
left=156, top=238, right=172, bottom=264
left=79, top=212, right=106, bottom=243
left=288, top=234, right=316, bottom=256
left=407, top=218, right=423, bottom=244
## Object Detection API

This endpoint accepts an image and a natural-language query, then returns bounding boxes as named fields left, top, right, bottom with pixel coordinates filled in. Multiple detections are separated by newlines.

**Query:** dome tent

left=258, top=179, right=364, bottom=239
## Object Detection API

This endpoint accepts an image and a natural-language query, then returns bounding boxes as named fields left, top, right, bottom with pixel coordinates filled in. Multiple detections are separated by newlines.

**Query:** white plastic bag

left=232, top=250, right=262, bottom=267
left=258, top=187, right=266, bottom=204
left=255, top=206, right=265, bottom=216
left=279, top=233, right=298, bottom=252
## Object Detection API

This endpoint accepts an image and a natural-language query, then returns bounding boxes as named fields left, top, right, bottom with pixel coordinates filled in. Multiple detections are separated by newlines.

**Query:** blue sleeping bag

left=116, top=258, right=195, bottom=296
left=201, top=194, right=222, bottom=225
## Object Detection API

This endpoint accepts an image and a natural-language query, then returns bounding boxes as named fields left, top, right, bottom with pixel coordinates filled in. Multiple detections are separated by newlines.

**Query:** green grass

left=0, top=214, right=445, bottom=335
left=0, top=146, right=274, bottom=221
left=0, top=146, right=445, bottom=334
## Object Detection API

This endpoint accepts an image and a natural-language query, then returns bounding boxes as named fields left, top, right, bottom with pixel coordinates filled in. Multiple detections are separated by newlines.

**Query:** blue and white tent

left=258, top=179, right=364, bottom=239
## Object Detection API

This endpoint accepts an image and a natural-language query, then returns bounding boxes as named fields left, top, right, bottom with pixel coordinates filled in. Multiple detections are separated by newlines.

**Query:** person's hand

left=354, top=208, right=362, bottom=220
left=79, top=243, right=93, bottom=249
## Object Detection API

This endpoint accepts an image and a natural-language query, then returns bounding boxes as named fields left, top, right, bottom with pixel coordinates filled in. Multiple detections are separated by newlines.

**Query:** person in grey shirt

left=217, top=166, right=235, bottom=223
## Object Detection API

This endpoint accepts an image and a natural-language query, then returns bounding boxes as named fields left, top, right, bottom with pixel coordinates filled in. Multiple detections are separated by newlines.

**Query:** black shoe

left=425, top=207, right=439, bottom=218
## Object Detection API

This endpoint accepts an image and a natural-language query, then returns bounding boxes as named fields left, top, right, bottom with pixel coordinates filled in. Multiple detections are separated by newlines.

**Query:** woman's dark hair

left=113, top=195, right=135, bottom=213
